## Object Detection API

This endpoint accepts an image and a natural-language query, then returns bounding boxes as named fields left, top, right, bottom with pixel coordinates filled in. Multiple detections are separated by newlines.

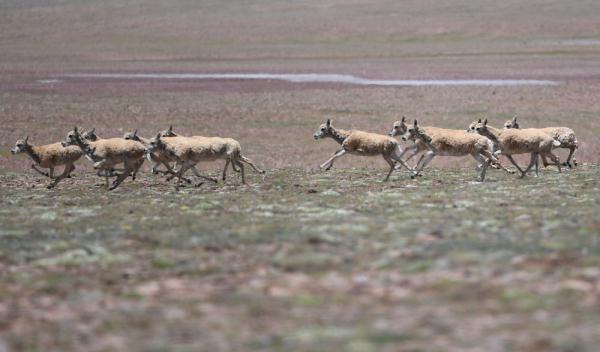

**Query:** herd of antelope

left=11, top=116, right=578, bottom=190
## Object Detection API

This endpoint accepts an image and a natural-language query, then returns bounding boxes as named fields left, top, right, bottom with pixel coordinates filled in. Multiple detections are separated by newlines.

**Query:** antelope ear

left=74, top=126, right=78, bottom=133
left=512, top=115, right=518, bottom=123
left=483, top=118, right=488, bottom=126
left=25, top=135, right=29, bottom=143
left=133, top=129, right=138, bottom=136
left=401, top=116, right=406, bottom=122
left=168, top=125, right=173, bottom=132
left=155, top=132, right=161, bottom=139
left=477, top=118, right=481, bottom=123
left=90, top=128, right=95, bottom=133
left=413, top=119, right=418, bottom=127
left=326, top=119, right=331, bottom=126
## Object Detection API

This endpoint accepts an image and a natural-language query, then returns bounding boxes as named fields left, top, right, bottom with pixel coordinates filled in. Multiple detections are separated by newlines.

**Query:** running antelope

left=503, top=116, right=578, bottom=168
left=474, top=119, right=562, bottom=178
left=62, top=127, right=145, bottom=190
left=388, top=116, right=430, bottom=168
left=403, top=120, right=498, bottom=181
left=313, top=119, right=415, bottom=180
left=144, top=134, right=226, bottom=190
left=159, top=126, right=265, bottom=183
left=123, top=129, right=177, bottom=175
left=81, top=128, right=137, bottom=179
left=11, top=136, right=83, bottom=188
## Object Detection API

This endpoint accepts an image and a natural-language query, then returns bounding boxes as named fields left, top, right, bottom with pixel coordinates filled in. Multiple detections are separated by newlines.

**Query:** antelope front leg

left=161, top=162, right=192, bottom=184
left=191, top=166, right=218, bottom=184
left=394, top=144, right=419, bottom=170
left=222, top=159, right=230, bottom=181
left=175, top=164, right=193, bottom=190
left=413, top=152, right=429, bottom=174
left=234, top=159, right=245, bottom=184
left=564, top=147, right=576, bottom=168
left=47, top=163, right=74, bottom=189
left=479, top=152, right=515, bottom=175
left=495, top=160, right=516, bottom=174
left=109, top=168, right=131, bottom=191
left=505, top=155, right=525, bottom=176
left=473, top=152, right=489, bottom=170
left=415, top=151, right=435, bottom=176
left=319, top=149, right=346, bottom=171
left=390, top=146, right=417, bottom=178
left=519, top=153, right=539, bottom=178
left=31, top=164, right=50, bottom=178
left=479, top=157, right=491, bottom=182
left=383, top=155, right=396, bottom=181
left=131, top=159, right=144, bottom=181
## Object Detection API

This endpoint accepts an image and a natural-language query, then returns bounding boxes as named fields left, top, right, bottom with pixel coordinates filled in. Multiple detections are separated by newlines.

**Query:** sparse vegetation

left=1, top=167, right=599, bottom=351
left=1, top=0, right=600, bottom=351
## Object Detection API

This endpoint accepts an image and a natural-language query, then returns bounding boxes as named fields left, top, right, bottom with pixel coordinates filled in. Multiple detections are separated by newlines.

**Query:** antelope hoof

left=195, top=182, right=205, bottom=188
left=210, top=177, right=218, bottom=183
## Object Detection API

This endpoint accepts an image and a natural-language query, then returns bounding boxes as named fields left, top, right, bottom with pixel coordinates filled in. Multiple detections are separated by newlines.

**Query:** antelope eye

left=321, top=128, right=325, bottom=131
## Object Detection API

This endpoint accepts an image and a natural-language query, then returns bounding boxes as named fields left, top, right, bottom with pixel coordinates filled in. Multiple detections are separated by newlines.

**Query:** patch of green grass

left=0, top=166, right=599, bottom=351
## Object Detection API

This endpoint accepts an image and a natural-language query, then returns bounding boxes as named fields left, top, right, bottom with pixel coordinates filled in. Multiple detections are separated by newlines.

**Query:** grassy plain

left=1, top=1, right=600, bottom=351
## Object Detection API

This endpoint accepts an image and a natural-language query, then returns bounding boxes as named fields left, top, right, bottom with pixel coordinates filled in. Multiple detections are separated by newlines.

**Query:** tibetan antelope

left=388, top=116, right=431, bottom=168
left=62, top=127, right=146, bottom=190
left=159, top=125, right=265, bottom=183
left=123, top=129, right=177, bottom=176
left=403, top=120, right=498, bottom=181
left=81, top=128, right=139, bottom=179
left=313, top=119, right=415, bottom=181
left=144, top=134, right=227, bottom=190
left=474, top=119, right=562, bottom=178
left=11, top=136, right=83, bottom=188
left=503, top=116, right=578, bottom=168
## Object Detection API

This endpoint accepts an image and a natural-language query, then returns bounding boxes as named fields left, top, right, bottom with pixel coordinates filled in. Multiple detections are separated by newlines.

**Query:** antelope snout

left=144, top=149, right=153, bottom=162
left=10, top=147, right=17, bottom=154
left=61, top=141, right=69, bottom=147
left=313, top=134, right=319, bottom=140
